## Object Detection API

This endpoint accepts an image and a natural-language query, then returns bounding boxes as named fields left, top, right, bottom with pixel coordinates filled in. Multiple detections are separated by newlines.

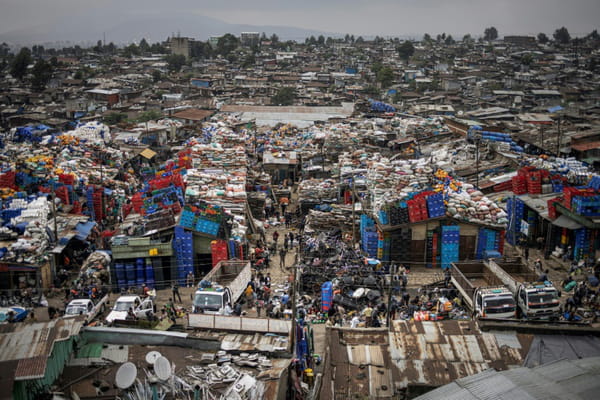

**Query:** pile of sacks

left=446, top=185, right=508, bottom=226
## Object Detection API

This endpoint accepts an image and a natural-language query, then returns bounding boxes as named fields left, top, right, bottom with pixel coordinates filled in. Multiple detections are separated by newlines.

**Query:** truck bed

left=493, top=261, right=537, bottom=283
left=203, top=261, right=250, bottom=286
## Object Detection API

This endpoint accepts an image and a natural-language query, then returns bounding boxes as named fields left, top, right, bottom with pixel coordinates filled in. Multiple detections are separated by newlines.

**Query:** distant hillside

left=0, top=12, right=337, bottom=47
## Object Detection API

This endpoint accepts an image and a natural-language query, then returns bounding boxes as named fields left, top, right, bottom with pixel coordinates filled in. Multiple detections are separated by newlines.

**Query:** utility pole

left=386, top=263, right=395, bottom=330
left=540, top=125, right=545, bottom=153
left=556, top=117, right=562, bottom=157
left=290, top=264, right=297, bottom=356
left=475, top=138, right=480, bottom=189
left=351, top=182, right=356, bottom=245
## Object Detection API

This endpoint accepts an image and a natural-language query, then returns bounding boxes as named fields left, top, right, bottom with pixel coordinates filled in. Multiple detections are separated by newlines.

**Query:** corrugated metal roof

left=389, top=321, right=527, bottom=389
left=0, top=318, right=83, bottom=380
left=347, top=345, right=386, bottom=367
left=413, top=357, right=600, bottom=400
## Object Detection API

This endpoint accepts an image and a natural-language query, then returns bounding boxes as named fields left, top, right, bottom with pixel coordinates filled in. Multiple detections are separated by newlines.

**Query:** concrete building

left=240, top=32, right=260, bottom=47
left=169, top=36, right=192, bottom=59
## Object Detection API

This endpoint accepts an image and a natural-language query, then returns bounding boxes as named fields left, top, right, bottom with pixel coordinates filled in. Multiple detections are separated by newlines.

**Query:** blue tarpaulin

left=75, top=221, right=96, bottom=241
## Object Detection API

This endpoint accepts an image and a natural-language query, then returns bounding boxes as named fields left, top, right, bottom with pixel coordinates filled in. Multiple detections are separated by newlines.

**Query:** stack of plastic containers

left=441, top=225, right=459, bottom=269
left=173, top=226, right=194, bottom=285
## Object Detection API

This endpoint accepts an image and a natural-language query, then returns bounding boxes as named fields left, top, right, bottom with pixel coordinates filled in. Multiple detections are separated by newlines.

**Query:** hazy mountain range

left=0, top=12, right=338, bottom=47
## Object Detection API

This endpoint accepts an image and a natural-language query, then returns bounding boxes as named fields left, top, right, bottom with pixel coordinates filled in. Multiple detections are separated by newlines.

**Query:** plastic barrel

left=117, top=279, right=126, bottom=290
left=145, top=263, right=155, bottom=288
left=321, top=281, right=333, bottom=313
left=136, top=258, right=145, bottom=285
left=125, top=263, right=135, bottom=281
left=115, top=263, right=126, bottom=281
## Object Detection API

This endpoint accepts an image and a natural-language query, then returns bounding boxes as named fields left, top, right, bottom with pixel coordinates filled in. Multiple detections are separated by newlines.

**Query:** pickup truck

left=487, top=258, right=560, bottom=319
left=451, top=262, right=516, bottom=319
left=64, top=294, right=109, bottom=323
left=105, top=295, right=154, bottom=324
left=193, top=260, right=251, bottom=314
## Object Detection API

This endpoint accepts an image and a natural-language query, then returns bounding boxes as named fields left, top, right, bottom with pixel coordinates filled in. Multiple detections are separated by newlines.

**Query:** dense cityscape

left=0, top=4, right=600, bottom=400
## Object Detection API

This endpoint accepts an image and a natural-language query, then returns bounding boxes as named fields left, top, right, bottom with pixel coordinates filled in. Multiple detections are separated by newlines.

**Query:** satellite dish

left=115, top=362, right=137, bottom=390
left=145, top=351, right=162, bottom=365
left=154, top=357, right=172, bottom=381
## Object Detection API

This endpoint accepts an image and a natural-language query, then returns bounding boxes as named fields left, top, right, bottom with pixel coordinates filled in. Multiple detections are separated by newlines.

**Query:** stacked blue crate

left=506, top=198, right=524, bottom=245
left=173, top=226, right=194, bottom=285
left=360, top=214, right=378, bottom=257
left=86, top=187, right=95, bottom=219
left=574, top=228, right=591, bottom=261
left=441, top=225, right=459, bottom=269
left=195, top=219, right=220, bottom=236
left=179, top=209, right=196, bottom=229
left=426, top=193, right=445, bottom=218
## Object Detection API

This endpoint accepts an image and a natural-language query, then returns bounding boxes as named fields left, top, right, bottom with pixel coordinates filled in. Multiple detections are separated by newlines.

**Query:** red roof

left=571, top=141, right=600, bottom=152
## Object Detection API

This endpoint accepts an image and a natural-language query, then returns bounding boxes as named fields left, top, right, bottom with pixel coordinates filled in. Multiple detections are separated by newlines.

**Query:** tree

left=325, top=37, right=333, bottom=46
left=137, top=110, right=163, bottom=123
left=139, top=38, right=150, bottom=53
left=30, top=59, right=53, bottom=90
left=397, top=41, right=415, bottom=61
left=423, top=33, right=432, bottom=43
left=317, top=35, right=325, bottom=45
left=0, top=42, right=10, bottom=57
left=191, top=40, right=212, bottom=59
left=270, top=33, right=279, bottom=44
left=376, top=66, right=394, bottom=88
left=462, top=34, right=473, bottom=44
left=271, top=87, right=295, bottom=106
left=165, top=54, right=186, bottom=72
left=122, top=43, right=140, bottom=58
left=537, top=32, right=549, bottom=44
left=553, top=27, right=571, bottom=44
left=344, top=34, right=350, bottom=43
left=242, top=52, right=256, bottom=68
left=216, top=33, right=239, bottom=56
left=356, top=36, right=364, bottom=44
left=484, top=26, right=498, bottom=41
left=260, top=32, right=267, bottom=41
left=445, top=35, right=455, bottom=45
left=152, top=70, right=162, bottom=83
left=10, top=47, right=32, bottom=80
left=104, top=112, right=129, bottom=125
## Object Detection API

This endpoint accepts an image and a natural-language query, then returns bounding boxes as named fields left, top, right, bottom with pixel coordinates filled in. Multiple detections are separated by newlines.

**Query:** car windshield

left=194, top=293, right=223, bottom=307
left=114, top=301, right=133, bottom=311
left=65, top=306, right=86, bottom=315
left=528, top=291, right=559, bottom=304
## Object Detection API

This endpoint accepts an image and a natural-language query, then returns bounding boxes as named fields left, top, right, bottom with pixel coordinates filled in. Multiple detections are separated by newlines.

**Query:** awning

left=552, top=214, right=583, bottom=230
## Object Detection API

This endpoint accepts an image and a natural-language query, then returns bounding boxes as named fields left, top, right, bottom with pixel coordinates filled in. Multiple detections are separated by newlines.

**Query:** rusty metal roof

left=320, top=322, right=532, bottom=399
left=389, top=320, right=529, bottom=389
left=0, top=317, right=83, bottom=380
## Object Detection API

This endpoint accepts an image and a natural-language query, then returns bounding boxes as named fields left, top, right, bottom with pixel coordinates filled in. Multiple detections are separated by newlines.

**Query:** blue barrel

left=127, top=279, right=136, bottom=288
left=126, top=263, right=135, bottom=281
left=117, top=279, right=126, bottom=290
left=136, top=258, right=145, bottom=285
left=321, top=281, right=333, bottom=313
left=145, top=265, right=155, bottom=288
left=115, top=263, right=126, bottom=281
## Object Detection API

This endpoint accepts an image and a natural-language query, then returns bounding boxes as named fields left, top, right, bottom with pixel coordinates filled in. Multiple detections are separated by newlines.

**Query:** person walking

left=272, top=231, right=279, bottom=248
left=171, top=283, right=182, bottom=303
left=257, top=297, right=264, bottom=317
left=186, top=271, right=195, bottom=288
left=279, top=247, right=287, bottom=269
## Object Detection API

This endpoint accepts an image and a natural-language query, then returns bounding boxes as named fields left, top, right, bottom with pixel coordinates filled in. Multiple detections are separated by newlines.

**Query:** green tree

left=376, top=66, right=394, bottom=88
left=423, top=33, right=432, bottom=43
left=152, top=70, right=162, bottom=83
left=356, top=36, right=364, bottom=44
left=553, top=27, right=571, bottom=44
left=216, top=33, right=239, bottom=57
left=165, top=54, right=186, bottom=72
left=371, top=61, right=383, bottom=74
left=462, top=34, right=473, bottom=44
left=521, top=53, right=533, bottom=66
left=242, top=52, right=256, bottom=68
left=270, top=33, right=279, bottom=44
left=30, top=59, right=53, bottom=90
left=445, top=35, right=455, bottom=45
left=271, top=87, right=296, bottom=106
left=0, top=42, right=11, bottom=57
left=317, top=35, right=325, bottom=45
left=139, top=38, right=150, bottom=53
left=537, top=32, right=549, bottom=44
left=10, top=47, right=32, bottom=80
left=484, top=26, right=498, bottom=41
left=191, top=40, right=212, bottom=59
left=122, top=43, right=140, bottom=58
left=325, top=36, right=333, bottom=46
left=137, top=110, right=163, bottom=122
left=397, top=41, right=415, bottom=61
left=104, top=112, right=129, bottom=125
left=149, top=42, right=166, bottom=53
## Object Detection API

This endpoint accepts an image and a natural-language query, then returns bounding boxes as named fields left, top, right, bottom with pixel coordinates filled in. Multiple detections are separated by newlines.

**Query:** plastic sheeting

left=523, top=335, right=600, bottom=368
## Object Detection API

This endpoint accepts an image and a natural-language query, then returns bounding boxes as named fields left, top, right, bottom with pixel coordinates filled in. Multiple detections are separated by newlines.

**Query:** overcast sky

left=1, top=0, right=598, bottom=38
